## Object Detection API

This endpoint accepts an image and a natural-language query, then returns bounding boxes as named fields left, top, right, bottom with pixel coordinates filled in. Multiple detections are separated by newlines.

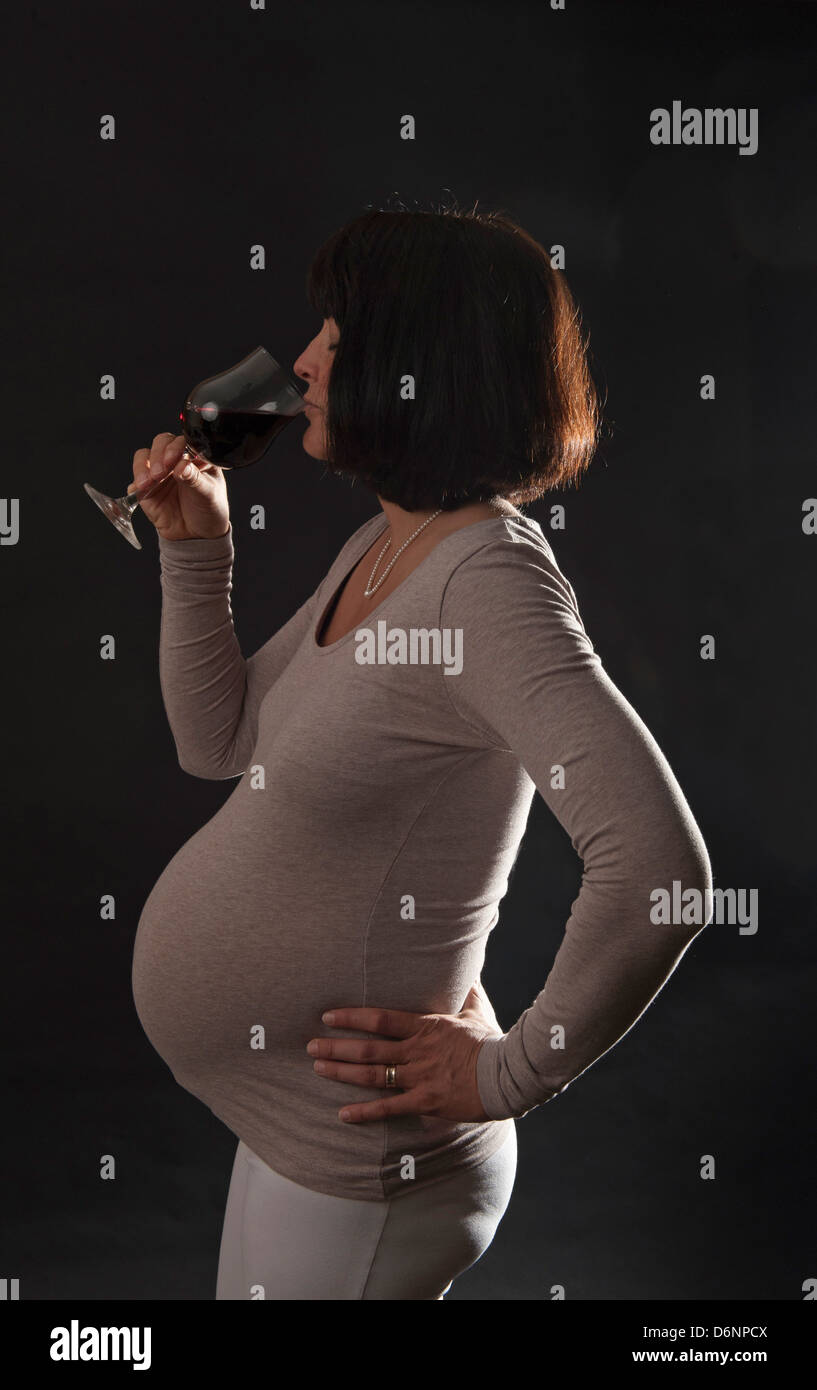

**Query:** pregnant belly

left=131, top=817, right=350, bottom=1089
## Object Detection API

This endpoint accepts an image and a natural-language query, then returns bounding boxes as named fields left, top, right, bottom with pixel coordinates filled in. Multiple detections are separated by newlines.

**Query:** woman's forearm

left=158, top=527, right=318, bottom=779
left=476, top=827, right=712, bottom=1119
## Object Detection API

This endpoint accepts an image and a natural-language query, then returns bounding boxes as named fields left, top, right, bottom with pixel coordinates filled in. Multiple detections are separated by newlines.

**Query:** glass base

left=83, top=483, right=143, bottom=550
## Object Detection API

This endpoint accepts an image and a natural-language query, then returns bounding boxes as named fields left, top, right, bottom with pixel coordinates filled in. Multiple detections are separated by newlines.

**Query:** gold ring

left=385, top=1064, right=398, bottom=1088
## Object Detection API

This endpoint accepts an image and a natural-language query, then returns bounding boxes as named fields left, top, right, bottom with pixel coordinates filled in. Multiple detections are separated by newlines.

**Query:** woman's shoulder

left=487, top=511, right=556, bottom=560
left=440, top=512, right=591, bottom=642
left=445, top=511, right=574, bottom=594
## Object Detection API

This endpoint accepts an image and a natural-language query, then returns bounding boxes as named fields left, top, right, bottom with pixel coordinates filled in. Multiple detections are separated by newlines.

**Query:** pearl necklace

left=363, top=509, right=444, bottom=597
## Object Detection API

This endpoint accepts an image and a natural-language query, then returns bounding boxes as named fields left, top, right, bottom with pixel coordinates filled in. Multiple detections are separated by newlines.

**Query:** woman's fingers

left=128, top=447, right=153, bottom=494
left=312, top=1058, right=416, bottom=1091
left=128, top=433, right=187, bottom=495
left=125, top=430, right=230, bottom=538
left=171, top=454, right=209, bottom=486
left=150, top=432, right=185, bottom=478
left=307, top=1035, right=411, bottom=1064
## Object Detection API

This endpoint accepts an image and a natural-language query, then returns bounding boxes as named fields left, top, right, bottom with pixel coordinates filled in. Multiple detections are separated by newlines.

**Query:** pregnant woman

left=131, top=206, right=713, bottom=1300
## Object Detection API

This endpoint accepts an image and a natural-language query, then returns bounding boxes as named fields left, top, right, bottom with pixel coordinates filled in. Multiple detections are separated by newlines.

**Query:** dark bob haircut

left=305, top=202, right=600, bottom=512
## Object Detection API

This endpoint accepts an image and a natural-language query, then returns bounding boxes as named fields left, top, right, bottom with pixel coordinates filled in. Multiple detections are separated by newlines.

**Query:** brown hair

left=306, top=201, right=601, bottom=511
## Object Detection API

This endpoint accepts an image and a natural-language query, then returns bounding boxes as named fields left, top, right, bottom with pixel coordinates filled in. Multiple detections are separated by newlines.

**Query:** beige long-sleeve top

left=131, top=512, right=712, bottom=1201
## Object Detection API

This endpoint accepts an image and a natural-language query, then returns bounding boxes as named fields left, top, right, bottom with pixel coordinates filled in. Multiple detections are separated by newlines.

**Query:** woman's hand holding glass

left=127, top=432, right=231, bottom=542
left=85, top=347, right=305, bottom=549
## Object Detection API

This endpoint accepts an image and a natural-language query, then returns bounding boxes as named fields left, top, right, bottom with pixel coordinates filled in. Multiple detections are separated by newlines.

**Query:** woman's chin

left=300, top=430, right=327, bottom=461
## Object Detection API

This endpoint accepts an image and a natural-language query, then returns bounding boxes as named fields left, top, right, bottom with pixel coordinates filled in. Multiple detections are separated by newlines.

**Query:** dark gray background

left=2, top=0, right=815, bottom=1299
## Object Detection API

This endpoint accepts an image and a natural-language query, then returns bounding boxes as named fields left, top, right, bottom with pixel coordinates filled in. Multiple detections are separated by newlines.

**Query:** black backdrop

left=2, top=0, right=815, bottom=1303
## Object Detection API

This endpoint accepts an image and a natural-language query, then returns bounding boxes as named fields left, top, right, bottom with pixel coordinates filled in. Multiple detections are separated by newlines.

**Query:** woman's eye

left=328, top=342, right=339, bottom=351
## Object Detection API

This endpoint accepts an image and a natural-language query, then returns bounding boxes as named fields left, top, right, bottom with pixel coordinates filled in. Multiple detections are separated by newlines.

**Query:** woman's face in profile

left=293, top=317, right=339, bottom=460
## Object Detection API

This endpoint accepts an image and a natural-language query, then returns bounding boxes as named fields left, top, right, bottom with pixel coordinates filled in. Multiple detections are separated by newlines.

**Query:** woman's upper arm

left=439, top=537, right=711, bottom=894
left=226, top=586, right=321, bottom=773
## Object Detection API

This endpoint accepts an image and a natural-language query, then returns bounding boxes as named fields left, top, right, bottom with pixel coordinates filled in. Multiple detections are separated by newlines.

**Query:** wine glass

left=83, top=346, right=308, bottom=550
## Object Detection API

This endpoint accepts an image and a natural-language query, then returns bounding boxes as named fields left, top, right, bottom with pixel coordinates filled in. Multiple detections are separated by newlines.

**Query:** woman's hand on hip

left=306, top=985, right=502, bottom=1124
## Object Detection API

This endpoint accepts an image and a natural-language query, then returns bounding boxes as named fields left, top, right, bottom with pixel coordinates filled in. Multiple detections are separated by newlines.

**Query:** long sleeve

left=157, top=525, right=320, bottom=779
left=439, top=533, right=713, bottom=1122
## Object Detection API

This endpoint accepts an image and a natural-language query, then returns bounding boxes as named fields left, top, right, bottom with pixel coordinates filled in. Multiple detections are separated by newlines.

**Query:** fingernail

left=181, top=462, right=193, bottom=478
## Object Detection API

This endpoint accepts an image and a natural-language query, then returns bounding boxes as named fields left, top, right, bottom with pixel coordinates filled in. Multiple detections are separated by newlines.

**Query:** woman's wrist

left=475, top=1033, right=510, bottom=1120
left=158, top=523, right=231, bottom=543
left=157, top=527, right=234, bottom=571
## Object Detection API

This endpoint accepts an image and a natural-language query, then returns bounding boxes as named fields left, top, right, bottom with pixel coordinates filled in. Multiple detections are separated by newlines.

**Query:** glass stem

left=122, top=468, right=176, bottom=513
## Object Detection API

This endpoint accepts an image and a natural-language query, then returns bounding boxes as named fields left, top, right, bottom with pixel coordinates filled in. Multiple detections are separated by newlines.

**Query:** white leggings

left=216, top=1124, right=517, bottom=1300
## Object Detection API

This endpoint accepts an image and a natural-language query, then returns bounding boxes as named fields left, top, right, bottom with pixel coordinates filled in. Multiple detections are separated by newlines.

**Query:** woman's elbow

left=176, top=741, right=250, bottom=781
left=650, top=825, right=714, bottom=940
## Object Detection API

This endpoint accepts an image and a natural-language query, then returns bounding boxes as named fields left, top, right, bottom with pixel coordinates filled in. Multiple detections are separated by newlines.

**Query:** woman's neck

left=376, top=495, right=522, bottom=550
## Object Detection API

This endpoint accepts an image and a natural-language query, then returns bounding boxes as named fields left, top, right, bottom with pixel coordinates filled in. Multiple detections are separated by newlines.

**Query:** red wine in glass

left=83, top=346, right=308, bottom=550
left=183, top=404, right=296, bottom=469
